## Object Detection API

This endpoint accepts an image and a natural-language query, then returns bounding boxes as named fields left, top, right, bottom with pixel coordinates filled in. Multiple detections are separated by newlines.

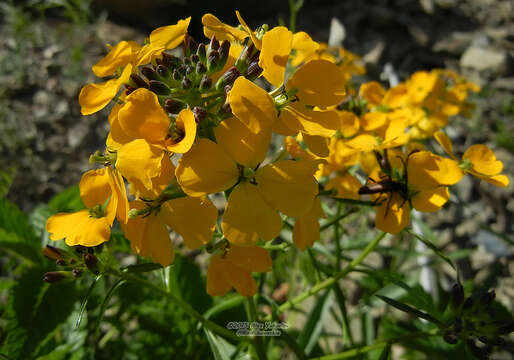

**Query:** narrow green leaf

left=204, top=296, right=245, bottom=320
left=75, top=275, right=102, bottom=329
left=94, top=279, right=126, bottom=336
left=122, top=262, right=163, bottom=273
left=376, top=294, right=441, bottom=325
left=298, top=289, right=333, bottom=355
left=0, top=167, right=14, bottom=199
left=408, top=227, right=455, bottom=270
left=378, top=342, right=391, bottom=360
left=204, top=328, right=249, bottom=360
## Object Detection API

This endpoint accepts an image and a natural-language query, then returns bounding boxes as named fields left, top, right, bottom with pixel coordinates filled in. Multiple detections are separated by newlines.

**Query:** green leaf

left=0, top=167, right=14, bottom=199
left=408, top=225, right=455, bottom=270
left=376, top=294, right=441, bottom=325
left=0, top=238, right=42, bottom=263
left=122, top=262, right=163, bottom=273
left=204, top=329, right=250, bottom=360
left=297, top=289, right=333, bottom=355
left=169, top=254, right=212, bottom=313
left=48, top=186, right=84, bottom=213
left=29, top=205, right=54, bottom=239
left=204, top=296, right=245, bottom=320
left=5, top=267, right=79, bottom=359
left=0, top=198, right=37, bottom=241
left=378, top=343, right=391, bottom=360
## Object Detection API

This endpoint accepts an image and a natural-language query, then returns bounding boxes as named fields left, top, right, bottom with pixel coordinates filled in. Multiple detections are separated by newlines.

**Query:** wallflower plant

left=34, top=8, right=512, bottom=360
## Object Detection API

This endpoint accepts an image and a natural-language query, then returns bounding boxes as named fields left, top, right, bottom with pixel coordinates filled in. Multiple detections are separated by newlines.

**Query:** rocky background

left=0, top=0, right=512, bottom=304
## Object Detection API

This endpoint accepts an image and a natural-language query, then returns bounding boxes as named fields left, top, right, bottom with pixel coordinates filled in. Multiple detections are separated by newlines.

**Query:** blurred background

left=0, top=0, right=513, bottom=303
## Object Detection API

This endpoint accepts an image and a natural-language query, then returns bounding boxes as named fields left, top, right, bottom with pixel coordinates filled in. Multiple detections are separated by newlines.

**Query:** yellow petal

left=375, top=193, right=410, bottom=234
left=118, top=88, right=169, bottom=144
left=222, top=183, right=282, bottom=245
left=256, top=160, right=321, bottom=217
left=228, top=76, right=277, bottom=133
left=325, top=173, right=361, bottom=200
left=149, top=17, right=191, bottom=49
left=79, top=169, right=111, bottom=209
left=175, top=138, right=239, bottom=197
left=136, top=44, right=165, bottom=66
left=280, top=103, right=339, bottom=137
left=92, top=41, right=141, bottom=78
left=259, top=26, right=293, bottom=87
left=160, top=197, right=217, bottom=249
left=46, top=210, right=111, bottom=247
left=215, top=116, right=271, bottom=169
left=287, top=59, right=346, bottom=108
left=235, top=10, right=262, bottom=50
left=116, top=139, right=163, bottom=190
left=359, top=81, right=385, bottom=107
left=433, top=131, right=455, bottom=158
left=225, top=245, right=272, bottom=273
left=202, top=13, right=248, bottom=42
left=79, top=64, right=132, bottom=116
left=407, top=151, right=463, bottom=189
left=291, top=31, right=319, bottom=67
left=130, top=154, right=175, bottom=199
left=221, top=259, right=258, bottom=297
left=121, top=201, right=174, bottom=266
left=164, top=109, right=197, bottom=153
left=339, top=111, right=360, bottom=138
left=412, top=187, right=449, bottom=212
left=360, top=112, right=387, bottom=131
left=108, top=168, right=129, bottom=224
left=474, top=174, right=509, bottom=187
left=293, top=198, right=324, bottom=251
left=345, top=134, right=377, bottom=152
left=463, top=144, right=503, bottom=176
left=106, top=103, right=133, bottom=150
left=206, top=255, right=232, bottom=296
left=383, top=84, right=408, bottom=108
left=302, top=133, right=330, bottom=157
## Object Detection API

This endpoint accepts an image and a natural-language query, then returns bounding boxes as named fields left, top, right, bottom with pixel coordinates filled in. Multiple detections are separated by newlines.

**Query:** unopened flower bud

left=130, top=74, right=148, bottom=89
left=196, top=62, right=207, bottom=75
left=199, top=75, right=212, bottom=91
left=156, top=65, right=171, bottom=78
left=221, top=101, right=232, bottom=114
left=43, top=271, right=72, bottom=283
left=72, top=269, right=82, bottom=278
left=165, top=98, right=184, bottom=114
left=125, top=85, right=137, bottom=95
left=185, top=65, right=194, bottom=76
left=224, top=85, right=232, bottom=94
left=208, top=35, right=219, bottom=52
left=149, top=80, right=171, bottom=95
left=181, top=77, right=192, bottom=89
left=450, top=283, right=464, bottom=312
left=141, top=66, right=159, bottom=81
left=196, top=43, right=207, bottom=63
left=183, top=34, right=198, bottom=57
left=215, top=66, right=240, bottom=91
left=443, top=331, right=459, bottom=344
left=183, top=57, right=192, bottom=66
left=190, top=54, right=199, bottom=63
left=162, top=52, right=179, bottom=69
left=192, top=106, right=207, bottom=123
left=172, top=69, right=181, bottom=81
left=84, top=253, right=98, bottom=272
left=56, top=259, right=66, bottom=266
left=43, top=245, right=63, bottom=261
left=207, top=50, right=220, bottom=73
left=246, top=61, right=263, bottom=80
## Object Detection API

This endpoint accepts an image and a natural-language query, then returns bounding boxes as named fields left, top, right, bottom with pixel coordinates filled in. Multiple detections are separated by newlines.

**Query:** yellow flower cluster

left=46, top=12, right=509, bottom=297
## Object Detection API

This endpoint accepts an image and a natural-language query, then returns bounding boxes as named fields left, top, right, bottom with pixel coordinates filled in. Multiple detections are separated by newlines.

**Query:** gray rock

left=460, top=46, right=508, bottom=73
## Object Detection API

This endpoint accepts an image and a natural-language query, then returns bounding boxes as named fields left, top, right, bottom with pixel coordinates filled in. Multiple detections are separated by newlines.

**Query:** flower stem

left=109, top=269, right=242, bottom=343
left=265, top=232, right=387, bottom=320
left=245, top=296, right=268, bottom=360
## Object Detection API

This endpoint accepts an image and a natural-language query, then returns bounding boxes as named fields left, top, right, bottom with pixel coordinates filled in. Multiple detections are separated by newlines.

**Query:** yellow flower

left=206, top=245, right=272, bottom=296
left=136, top=17, right=191, bottom=66
left=369, top=151, right=463, bottom=234
left=202, top=13, right=248, bottom=42
left=78, top=64, right=133, bottom=116
left=118, top=88, right=197, bottom=153
left=176, top=117, right=320, bottom=245
left=122, top=195, right=217, bottom=266
left=259, top=26, right=293, bottom=87
left=46, top=168, right=125, bottom=246
left=434, top=131, right=509, bottom=187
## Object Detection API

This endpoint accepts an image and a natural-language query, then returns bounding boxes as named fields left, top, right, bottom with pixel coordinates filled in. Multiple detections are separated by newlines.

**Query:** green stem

left=245, top=296, right=268, bottom=360
left=309, top=329, right=439, bottom=359
left=321, top=208, right=358, bottom=232
left=265, top=232, right=387, bottom=320
left=109, top=269, right=242, bottom=343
